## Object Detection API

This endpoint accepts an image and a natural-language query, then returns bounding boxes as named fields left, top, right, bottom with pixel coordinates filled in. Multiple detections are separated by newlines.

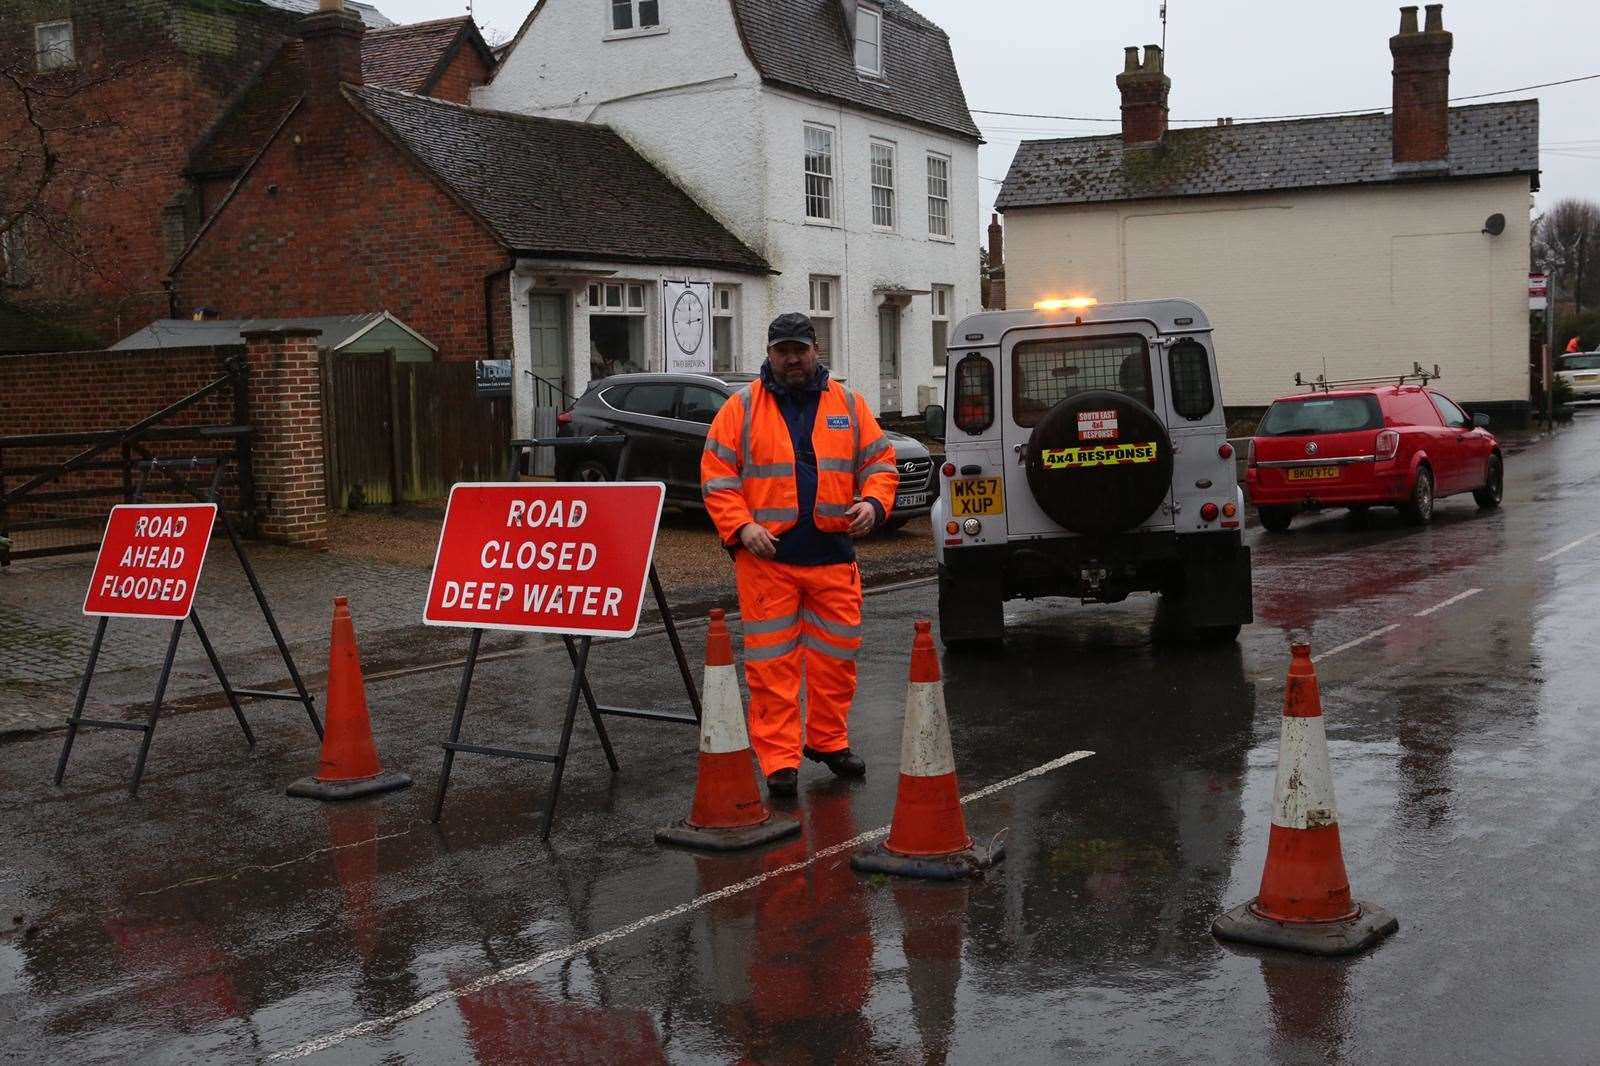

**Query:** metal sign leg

left=650, top=565, right=703, bottom=723
left=189, top=607, right=255, bottom=749
left=562, top=635, right=619, bottom=773
left=54, top=616, right=109, bottom=786
left=432, top=627, right=484, bottom=823
left=541, top=636, right=594, bottom=842
left=129, top=620, right=185, bottom=797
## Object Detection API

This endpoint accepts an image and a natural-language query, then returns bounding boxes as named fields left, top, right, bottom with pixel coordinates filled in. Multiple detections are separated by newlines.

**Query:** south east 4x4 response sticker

left=1043, top=442, right=1158, bottom=468
left=1077, top=409, right=1118, bottom=441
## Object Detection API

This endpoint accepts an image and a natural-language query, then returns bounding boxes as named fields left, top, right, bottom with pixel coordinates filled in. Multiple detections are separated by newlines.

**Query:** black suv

left=554, top=372, right=936, bottom=528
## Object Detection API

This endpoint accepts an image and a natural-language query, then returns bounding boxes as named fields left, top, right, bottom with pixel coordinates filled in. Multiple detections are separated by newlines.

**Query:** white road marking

left=267, top=749, right=1095, bottom=1062
left=1537, top=530, right=1600, bottom=563
left=1413, top=588, right=1483, bottom=617
left=1309, top=624, right=1401, bottom=665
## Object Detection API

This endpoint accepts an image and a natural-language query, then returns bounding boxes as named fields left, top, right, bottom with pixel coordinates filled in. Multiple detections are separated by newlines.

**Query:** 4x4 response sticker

left=1043, top=443, right=1158, bottom=468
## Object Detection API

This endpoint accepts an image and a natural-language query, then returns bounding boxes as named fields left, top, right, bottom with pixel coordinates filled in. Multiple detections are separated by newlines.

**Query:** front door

left=528, top=293, right=567, bottom=476
left=879, top=305, right=901, bottom=414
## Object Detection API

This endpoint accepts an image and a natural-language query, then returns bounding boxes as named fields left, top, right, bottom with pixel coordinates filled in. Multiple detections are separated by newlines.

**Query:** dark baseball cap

left=767, top=312, right=817, bottom=348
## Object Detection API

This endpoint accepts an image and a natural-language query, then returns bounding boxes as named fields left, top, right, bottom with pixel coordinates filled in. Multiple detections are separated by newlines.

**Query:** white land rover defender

left=927, top=298, right=1252, bottom=647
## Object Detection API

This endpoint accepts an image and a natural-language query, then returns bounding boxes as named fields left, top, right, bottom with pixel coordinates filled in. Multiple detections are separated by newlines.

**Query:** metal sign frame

left=431, top=434, right=703, bottom=841
left=54, top=459, right=323, bottom=796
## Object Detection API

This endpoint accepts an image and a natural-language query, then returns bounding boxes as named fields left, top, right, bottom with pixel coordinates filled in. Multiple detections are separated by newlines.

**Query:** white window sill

left=803, top=218, right=839, bottom=229
left=927, top=234, right=955, bottom=244
left=604, top=26, right=667, bottom=42
left=871, top=225, right=897, bottom=234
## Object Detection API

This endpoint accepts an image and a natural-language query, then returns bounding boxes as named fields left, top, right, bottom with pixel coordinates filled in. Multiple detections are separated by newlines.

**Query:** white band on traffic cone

left=1270, top=714, right=1339, bottom=830
left=700, top=662, right=751, bottom=755
left=899, top=680, right=956, bottom=778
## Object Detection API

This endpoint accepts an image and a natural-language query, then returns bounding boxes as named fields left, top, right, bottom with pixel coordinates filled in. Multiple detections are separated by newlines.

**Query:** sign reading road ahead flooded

left=423, top=482, right=665, bottom=638
left=82, top=503, right=218, bottom=619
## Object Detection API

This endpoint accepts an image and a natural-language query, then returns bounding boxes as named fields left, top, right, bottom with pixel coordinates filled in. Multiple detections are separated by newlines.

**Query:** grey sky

left=376, top=0, right=1596, bottom=226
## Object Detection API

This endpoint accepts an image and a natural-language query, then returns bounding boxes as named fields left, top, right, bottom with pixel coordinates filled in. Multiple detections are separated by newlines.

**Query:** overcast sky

left=377, top=0, right=1597, bottom=226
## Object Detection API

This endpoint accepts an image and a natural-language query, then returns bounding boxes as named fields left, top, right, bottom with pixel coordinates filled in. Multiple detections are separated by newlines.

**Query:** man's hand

left=737, top=522, right=779, bottom=559
left=845, top=501, right=878, bottom=538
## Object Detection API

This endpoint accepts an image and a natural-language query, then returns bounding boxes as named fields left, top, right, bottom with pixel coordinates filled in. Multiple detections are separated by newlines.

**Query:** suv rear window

left=1012, top=335, right=1151, bottom=427
left=1559, top=354, right=1600, bottom=371
left=1259, top=395, right=1383, bottom=436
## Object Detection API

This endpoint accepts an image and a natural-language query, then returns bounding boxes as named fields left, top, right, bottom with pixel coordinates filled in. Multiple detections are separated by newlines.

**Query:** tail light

left=1246, top=439, right=1257, bottom=468
left=1200, top=502, right=1220, bottom=522
left=557, top=410, right=573, bottom=425
left=1218, top=442, right=1234, bottom=459
left=1222, top=501, right=1238, bottom=518
left=1375, top=429, right=1399, bottom=461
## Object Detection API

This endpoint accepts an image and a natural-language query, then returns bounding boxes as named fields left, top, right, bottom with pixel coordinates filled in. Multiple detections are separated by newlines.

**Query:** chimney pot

left=318, top=0, right=341, bottom=11
left=1423, top=3, right=1444, bottom=31
left=1123, top=46, right=1140, bottom=73
left=299, top=7, right=365, bottom=96
left=1398, top=5, right=1419, bottom=33
left=1143, top=44, right=1163, bottom=73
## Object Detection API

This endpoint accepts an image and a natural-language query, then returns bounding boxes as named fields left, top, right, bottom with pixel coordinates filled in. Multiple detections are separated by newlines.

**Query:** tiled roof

left=258, top=0, right=393, bottom=29
left=996, top=100, right=1540, bottom=210
left=362, top=17, right=486, bottom=95
left=730, top=0, right=979, bottom=140
left=187, top=18, right=488, bottom=179
left=347, top=86, right=772, bottom=274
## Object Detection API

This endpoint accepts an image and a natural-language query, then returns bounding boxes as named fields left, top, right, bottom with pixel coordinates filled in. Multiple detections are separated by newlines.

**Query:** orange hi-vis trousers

left=733, top=552, right=863, bottom=775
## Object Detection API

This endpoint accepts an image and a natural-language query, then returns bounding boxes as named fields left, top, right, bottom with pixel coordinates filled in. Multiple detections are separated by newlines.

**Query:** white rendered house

left=478, top=0, right=982, bottom=418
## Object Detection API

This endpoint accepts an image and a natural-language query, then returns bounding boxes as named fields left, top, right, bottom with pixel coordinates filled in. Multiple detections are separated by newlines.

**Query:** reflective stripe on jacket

left=701, top=377, right=899, bottom=545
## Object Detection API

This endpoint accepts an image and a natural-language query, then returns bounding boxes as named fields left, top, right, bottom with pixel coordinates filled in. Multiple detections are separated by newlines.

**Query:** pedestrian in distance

left=1567, top=335, right=1582, bottom=354
left=701, top=312, right=900, bottom=798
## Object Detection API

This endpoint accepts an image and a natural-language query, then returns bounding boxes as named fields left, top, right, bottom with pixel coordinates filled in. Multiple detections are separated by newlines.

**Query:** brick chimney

left=1390, top=4, right=1452, bottom=166
left=299, top=0, right=365, bottom=99
left=986, top=213, right=1006, bottom=310
left=1117, top=44, right=1170, bottom=146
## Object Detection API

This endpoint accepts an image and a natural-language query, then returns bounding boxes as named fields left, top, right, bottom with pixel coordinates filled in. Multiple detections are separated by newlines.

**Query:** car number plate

left=1287, top=466, right=1340, bottom=481
left=1579, top=374, right=1599, bottom=383
left=950, top=477, right=1004, bottom=516
left=895, top=493, right=929, bottom=508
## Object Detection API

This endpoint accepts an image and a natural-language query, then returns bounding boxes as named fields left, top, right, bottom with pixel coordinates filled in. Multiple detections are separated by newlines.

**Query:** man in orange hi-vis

left=702, top=312, right=899, bottom=797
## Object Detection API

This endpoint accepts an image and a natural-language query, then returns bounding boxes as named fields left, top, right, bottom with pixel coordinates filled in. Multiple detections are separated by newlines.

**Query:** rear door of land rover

left=1000, top=321, right=1174, bottom=538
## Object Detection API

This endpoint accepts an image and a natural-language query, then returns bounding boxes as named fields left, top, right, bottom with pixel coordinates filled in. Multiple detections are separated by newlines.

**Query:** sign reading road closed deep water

left=82, top=503, right=218, bottom=619
left=423, top=483, right=666, bottom=638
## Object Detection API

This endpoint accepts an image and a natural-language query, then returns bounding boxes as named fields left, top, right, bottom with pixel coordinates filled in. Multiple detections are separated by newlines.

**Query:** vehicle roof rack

left=1293, top=362, right=1441, bottom=393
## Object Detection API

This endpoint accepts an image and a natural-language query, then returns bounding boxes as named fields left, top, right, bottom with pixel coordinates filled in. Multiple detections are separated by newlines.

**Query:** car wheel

left=1258, top=506, right=1293, bottom=533
left=1473, top=454, right=1504, bottom=510
left=572, top=458, right=613, bottom=483
left=1401, top=466, right=1434, bottom=525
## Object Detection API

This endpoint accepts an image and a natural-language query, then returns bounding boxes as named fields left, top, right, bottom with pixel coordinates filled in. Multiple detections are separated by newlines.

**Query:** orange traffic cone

left=1213, top=642, right=1396, bottom=954
left=655, top=609, right=800, bottom=850
left=852, top=621, right=1001, bottom=880
left=287, top=597, right=411, bottom=800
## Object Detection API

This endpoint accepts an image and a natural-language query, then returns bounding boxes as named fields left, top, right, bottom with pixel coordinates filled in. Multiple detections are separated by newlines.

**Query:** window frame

left=931, top=283, right=953, bottom=370
left=606, top=0, right=665, bottom=39
left=808, top=274, right=840, bottom=371
left=711, top=284, right=739, bottom=374
left=803, top=123, right=836, bottom=224
left=869, top=139, right=896, bottom=232
left=953, top=353, right=995, bottom=435
left=1430, top=391, right=1469, bottom=429
left=854, top=5, right=883, bottom=76
left=1010, top=335, right=1153, bottom=428
left=613, top=381, right=681, bottom=420
left=34, top=20, right=75, bottom=72
left=677, top=384, right=729, bottom=425
left=587, top=281, right=648, bottom=316
left=926, top=153, right=951, bottom=240
left=1166, top=338, right=1216, bottom=421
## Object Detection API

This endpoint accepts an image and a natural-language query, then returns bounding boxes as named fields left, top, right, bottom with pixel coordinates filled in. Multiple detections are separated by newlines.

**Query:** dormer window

left=610, top=0, right=660, bottom=34
left=854, top=4, right=882, bottom=75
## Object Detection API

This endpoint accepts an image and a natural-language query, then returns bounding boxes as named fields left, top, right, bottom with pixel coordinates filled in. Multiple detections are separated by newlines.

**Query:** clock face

left=673, top=290, right=705, bottom=354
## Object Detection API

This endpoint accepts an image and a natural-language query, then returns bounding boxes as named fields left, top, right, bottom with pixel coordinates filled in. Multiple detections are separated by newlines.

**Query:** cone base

left=851, top=839, right=1003, bottom=881
left=655, top=811, right=800, bottom=852
left=1212, top=898, right=1397, bottom=956
left=287, top=769, right=413, bottom=801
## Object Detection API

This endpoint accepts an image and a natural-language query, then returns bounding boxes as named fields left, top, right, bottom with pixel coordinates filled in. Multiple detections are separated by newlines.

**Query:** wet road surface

left=4, top=415, right=1600, bottom=1063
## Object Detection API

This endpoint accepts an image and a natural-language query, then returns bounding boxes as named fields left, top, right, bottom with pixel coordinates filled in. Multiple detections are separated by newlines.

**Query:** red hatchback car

left=1246, top=380, right=1503, bottom=532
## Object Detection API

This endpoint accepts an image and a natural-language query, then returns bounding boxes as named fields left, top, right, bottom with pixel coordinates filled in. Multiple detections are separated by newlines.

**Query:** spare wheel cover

left=1024, top=389, right=1174, bottom=536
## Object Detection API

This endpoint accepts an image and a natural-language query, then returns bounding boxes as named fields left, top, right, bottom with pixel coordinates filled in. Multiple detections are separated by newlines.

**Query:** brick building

left=169, top=7, right=768, bottom=367
left=0, top=0, right=490, bottom=350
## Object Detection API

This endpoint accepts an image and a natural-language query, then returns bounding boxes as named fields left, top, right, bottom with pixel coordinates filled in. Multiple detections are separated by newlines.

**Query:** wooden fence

left=321, top=353, right=510, bottom=509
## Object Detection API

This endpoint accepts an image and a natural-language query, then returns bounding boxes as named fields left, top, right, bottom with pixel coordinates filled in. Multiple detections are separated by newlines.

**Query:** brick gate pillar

left=241, top=327, right=328, bottom=550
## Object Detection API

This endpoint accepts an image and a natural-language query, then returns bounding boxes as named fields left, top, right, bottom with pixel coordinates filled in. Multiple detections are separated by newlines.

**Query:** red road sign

left=82, top=503, right=218, bottom=620
left=423, top=482, right=665, bottom=638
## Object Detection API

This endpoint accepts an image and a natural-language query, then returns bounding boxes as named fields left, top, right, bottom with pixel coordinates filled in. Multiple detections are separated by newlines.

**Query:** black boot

left=766, top=767, right=798, bottom=797
left=803, top=746, right=866, bottom=778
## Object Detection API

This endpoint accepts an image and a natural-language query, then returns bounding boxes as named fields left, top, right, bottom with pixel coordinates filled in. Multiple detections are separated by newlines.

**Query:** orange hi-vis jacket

left=701, top=377, right=900, bottom=545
